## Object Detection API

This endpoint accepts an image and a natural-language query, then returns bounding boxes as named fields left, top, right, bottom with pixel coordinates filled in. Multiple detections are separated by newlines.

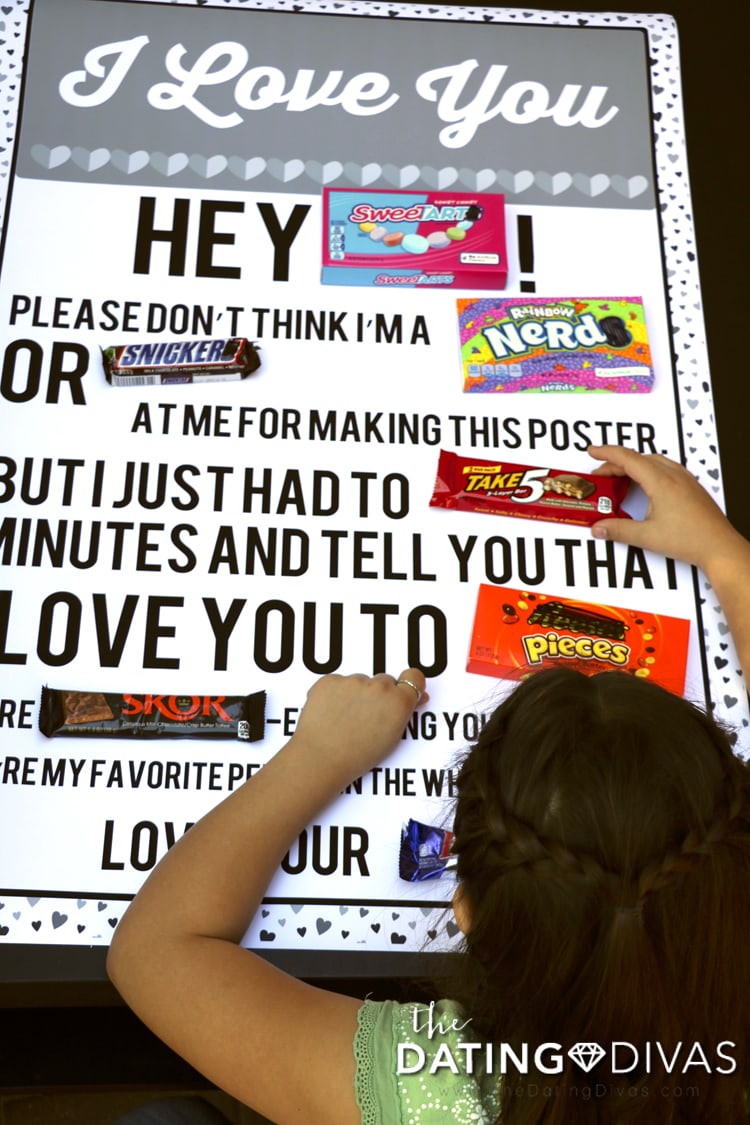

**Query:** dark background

left=660, top=0, right=748, bottom=542
left=445, top=0, right=748, bottom=539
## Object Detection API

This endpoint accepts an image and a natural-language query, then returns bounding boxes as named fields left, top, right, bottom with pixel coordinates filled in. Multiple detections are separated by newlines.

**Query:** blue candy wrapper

left=399, top=818, right=456, bottom=881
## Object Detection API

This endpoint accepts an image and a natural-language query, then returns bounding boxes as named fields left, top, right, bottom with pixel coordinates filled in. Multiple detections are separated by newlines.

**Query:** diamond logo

left=568, top=1042, right=606, bottom=1072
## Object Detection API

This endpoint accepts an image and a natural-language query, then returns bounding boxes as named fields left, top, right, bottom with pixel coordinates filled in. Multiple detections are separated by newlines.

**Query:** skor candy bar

left=429, top=450, right=631, bottom=527
left=458, top=297, right=654, bottom=392
left=102, top=338, right=261, bottom=386
left=467, top=585, right=690, bottom=695
left=39, top=688, right=266, bottom=741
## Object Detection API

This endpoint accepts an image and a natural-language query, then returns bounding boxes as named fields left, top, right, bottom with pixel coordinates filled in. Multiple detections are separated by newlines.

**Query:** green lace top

left=353, top=998, right=502, bottom=1124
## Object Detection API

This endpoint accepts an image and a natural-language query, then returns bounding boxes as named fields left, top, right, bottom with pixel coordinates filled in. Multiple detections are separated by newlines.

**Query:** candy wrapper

left=103, top=338, right=261, bottom=386
left=467, top=586, right=690, bottom=695
left=430, top=450, right=631, bottom=528
left=399, top=818, right=456, bottom=881
left=39, top=688, right=266, bottom=741
left=322, top=188, right=507, bottom=289
left=458, top=297, right=653, bottom=393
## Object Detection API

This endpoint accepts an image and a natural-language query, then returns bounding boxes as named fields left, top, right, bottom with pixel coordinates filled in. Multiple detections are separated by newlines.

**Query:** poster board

left=0, top=0, right=746, bottom=971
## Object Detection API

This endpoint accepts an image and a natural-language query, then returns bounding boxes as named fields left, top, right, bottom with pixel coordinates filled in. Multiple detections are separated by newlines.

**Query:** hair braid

left=459, top=739, right=641, bottom=908
left=637, top=747, right=750, bottom=901
left=445, top=668, right=750, bottom=1123
left=470, top=792, right=612, bottom=891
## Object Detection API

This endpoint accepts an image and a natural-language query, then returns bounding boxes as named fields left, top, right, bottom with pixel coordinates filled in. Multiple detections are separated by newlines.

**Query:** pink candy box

left=322, top=188, right=508, bottom=290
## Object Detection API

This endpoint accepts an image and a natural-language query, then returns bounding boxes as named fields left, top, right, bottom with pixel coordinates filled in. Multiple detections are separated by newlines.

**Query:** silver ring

left=396, top=677, right=421, bottom=700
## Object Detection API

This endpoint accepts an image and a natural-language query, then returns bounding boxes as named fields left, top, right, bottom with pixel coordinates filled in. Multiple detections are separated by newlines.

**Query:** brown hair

left=450, top=667, right=750, bottom=1123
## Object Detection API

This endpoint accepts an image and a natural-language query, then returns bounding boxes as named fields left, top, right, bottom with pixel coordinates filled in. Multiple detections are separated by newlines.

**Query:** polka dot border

left=0, top=0, right=744, bottom=952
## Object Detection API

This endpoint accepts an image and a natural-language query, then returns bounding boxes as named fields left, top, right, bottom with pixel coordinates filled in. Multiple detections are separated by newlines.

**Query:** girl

left=107, top=446, right=750, bottom=1123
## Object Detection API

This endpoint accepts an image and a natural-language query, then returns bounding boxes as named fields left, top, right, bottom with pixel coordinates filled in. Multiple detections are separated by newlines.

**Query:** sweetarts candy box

left=458, top=297, right=654, bottom=392
left=322, top=188, right=507, bottom=289
left=467, top=585, right=689, bottom=695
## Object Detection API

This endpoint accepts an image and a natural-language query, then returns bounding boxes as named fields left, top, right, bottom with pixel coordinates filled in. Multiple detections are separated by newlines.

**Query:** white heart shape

left=110, top=149, right=150, bottom=173
left=536, top=171, right=572, bottom=195
left=573, top=172, right=610, bottom=196
left=306, top=159, right=343, bottom=183
left=266, top=157, right=305, bottom=182
left=151, top=152, right=189, bottom=176
left=360, top=162, right=382, bottom=185
left=344, top=161, right=383, bottom=185
left=421, top=165, right=458, bottom=189
left=228, top=156, right=266, bottom=180
left=189, top=154, right=228, bottom=177
left=381, top=163, right=420, bottom=188
left=610, top=174, right=649, bottom=199
left=458, top=167, right=496, bottom=191
left=30, top=143, right=70, bottom=169
left=71, top=146, right=110, bottom=172
left=496, top=169, right=534, bottom=193
left=589, top=173, right=610, bottom=196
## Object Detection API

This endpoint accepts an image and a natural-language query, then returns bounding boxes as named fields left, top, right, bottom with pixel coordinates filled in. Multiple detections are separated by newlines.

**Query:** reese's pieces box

left=467, top=585, right=689, bottom=695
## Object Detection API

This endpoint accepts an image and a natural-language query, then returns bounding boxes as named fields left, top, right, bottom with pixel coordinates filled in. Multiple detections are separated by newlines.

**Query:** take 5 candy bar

left=467, top=585, right=690, bottom=695
left=103, top=338, right=261, bottom=385
left=430, top=450, right=631, bottom=528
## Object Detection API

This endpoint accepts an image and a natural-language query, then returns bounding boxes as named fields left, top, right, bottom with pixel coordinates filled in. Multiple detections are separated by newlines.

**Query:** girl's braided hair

left=449, top=667, right=750, bottom=1123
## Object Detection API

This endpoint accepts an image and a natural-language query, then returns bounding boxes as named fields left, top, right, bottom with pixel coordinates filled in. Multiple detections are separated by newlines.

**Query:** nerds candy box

left=458, top=297, right=654, bottom=392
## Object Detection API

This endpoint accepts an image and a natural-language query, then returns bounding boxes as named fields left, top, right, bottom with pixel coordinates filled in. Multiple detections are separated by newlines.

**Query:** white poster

left=0, top=0, right=744, bottom=962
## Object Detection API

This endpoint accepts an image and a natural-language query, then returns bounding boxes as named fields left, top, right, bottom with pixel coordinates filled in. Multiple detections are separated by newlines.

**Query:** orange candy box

left=467, top=584, right=690, bottom=695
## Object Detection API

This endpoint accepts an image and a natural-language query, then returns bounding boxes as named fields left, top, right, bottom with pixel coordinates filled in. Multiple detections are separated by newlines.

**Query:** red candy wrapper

left=467, top=585, right=690, bottom=695
left=430, top=450, right=631, bottom=528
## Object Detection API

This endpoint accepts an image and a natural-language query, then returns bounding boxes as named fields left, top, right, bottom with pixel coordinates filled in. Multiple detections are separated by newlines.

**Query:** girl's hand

left=588, top=444, right=743, bottom=574
left=290, top=668, right=427, bottom=780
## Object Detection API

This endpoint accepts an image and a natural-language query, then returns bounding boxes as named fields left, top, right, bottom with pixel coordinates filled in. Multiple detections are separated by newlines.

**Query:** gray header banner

left=17, top=0, right=655, bottom=207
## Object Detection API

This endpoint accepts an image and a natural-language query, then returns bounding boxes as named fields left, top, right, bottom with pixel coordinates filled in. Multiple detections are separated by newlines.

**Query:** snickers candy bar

left=102, top=338, right=261, bottom=386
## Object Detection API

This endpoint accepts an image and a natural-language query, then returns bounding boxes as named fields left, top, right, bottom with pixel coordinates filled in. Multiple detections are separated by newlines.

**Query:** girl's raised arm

left=107, top=669, right=426, bottom=1125
left=589, top=444, right=750, bottom=685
